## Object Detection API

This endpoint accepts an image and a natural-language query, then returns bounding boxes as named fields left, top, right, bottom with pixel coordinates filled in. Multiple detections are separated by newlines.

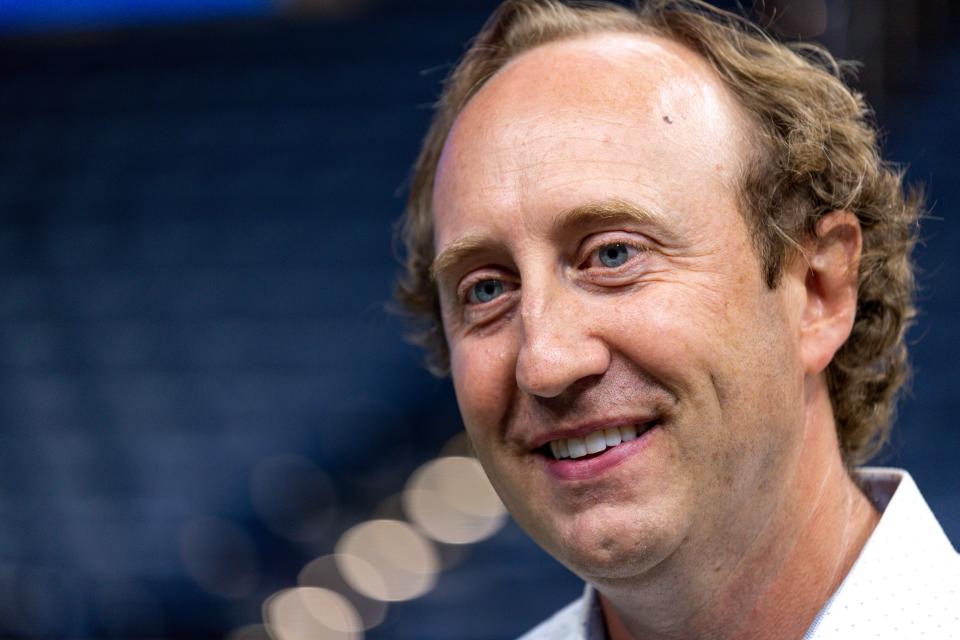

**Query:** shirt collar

left=803, top=467, right=958, bottom=638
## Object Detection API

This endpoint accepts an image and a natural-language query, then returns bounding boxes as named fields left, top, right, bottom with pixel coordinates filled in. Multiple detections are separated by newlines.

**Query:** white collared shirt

left=519, top=468, right=960, bottom=639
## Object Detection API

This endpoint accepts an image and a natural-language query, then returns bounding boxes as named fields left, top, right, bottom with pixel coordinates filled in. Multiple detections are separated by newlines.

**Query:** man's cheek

left=450, top=341, right=514, bottom=427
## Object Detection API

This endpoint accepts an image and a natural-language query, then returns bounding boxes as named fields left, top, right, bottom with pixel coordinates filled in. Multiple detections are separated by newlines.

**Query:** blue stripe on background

left=0, top=0, right=273, bottom=33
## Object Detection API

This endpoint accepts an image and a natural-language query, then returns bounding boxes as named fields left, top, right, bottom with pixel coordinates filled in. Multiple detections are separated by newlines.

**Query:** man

left=396, top=1, right=959, bottom=638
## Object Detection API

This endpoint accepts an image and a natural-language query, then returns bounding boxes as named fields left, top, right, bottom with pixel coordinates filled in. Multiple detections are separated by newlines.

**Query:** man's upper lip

left=527, top=415, right=659, bottom=450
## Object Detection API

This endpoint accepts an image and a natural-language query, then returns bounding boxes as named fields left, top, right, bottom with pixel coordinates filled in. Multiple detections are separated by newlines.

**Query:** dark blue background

left=0, top=1, right=956, bottom=638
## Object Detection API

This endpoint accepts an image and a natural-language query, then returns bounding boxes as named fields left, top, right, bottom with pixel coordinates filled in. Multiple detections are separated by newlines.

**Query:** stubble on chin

left=528, top=495, right=689, bottom=585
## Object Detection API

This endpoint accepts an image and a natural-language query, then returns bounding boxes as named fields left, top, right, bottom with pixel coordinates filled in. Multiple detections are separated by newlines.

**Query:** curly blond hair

left=395, top=0, right=920, bottom=466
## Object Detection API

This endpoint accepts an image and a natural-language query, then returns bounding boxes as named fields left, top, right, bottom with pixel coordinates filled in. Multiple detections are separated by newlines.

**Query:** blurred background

left=0, top=0, right=956, bottom=638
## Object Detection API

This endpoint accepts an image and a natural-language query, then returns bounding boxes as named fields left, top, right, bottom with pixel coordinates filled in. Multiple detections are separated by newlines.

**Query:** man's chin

left=529, top=508, right=683, bottom=583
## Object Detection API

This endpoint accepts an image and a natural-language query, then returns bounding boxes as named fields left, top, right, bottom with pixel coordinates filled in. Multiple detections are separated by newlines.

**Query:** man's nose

left=515, top=285, right=611, bottom=399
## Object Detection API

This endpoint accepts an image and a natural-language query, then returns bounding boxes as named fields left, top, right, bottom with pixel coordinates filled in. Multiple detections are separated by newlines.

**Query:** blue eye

left=598, top=243, right=630, bottom=268
left=470, top=279, right=504, bottom=304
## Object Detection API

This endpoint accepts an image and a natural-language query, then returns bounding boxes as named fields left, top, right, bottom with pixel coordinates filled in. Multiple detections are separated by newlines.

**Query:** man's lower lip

left=540, top=425, right=659, bottom=481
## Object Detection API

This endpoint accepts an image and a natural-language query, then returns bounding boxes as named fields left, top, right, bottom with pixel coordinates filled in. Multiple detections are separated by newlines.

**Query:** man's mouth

left=540, top=422, right=658, bottom=461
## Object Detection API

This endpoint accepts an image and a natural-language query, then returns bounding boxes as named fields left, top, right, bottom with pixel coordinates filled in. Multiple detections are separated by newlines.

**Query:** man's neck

left=597, top=381, right=881, bottom=640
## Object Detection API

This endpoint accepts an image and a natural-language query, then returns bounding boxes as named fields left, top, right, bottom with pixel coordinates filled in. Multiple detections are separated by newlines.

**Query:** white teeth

left=550, top=441, right=560, bottom=459
left=567, top=437, right=588, bottom=459
left=604, top=427, right=622, bottom=447
left=585, top=431, right=607, bottom=454
left=548, top=423, right=649, bottom=460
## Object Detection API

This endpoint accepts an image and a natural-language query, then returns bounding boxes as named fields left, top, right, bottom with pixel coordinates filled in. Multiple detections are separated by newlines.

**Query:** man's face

left=431, top=33, right=809, bottom=582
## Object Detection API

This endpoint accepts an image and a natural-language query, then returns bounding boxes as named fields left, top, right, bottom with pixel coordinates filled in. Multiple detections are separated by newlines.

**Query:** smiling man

left=396, top=1, right=958, bottom=638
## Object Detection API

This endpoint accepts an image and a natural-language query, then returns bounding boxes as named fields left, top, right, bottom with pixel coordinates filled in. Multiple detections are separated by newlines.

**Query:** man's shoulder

left=517, top=597, right=588, bottom=640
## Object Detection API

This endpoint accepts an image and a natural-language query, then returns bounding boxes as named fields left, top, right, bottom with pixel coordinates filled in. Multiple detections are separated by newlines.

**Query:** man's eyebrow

left=552, top=198, right=675, bottom=241
left=431, top=234, right=498, bottom=282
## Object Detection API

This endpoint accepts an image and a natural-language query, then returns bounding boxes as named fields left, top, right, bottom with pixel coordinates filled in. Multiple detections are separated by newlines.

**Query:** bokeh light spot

left=264, top=587, right=362, bottom=640
left=402, top=456, right=507, bottom=544
left=297, top=555, right=387, bottom=630
left=334, top=520, right=438, bottom=602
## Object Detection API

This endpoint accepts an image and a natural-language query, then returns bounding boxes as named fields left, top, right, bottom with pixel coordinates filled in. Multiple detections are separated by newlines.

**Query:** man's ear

left=799, top=210, right=862, bottom=375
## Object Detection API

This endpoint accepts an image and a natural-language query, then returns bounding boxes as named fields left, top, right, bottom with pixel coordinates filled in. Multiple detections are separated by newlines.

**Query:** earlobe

left=800, top=211, right=862, bottom=375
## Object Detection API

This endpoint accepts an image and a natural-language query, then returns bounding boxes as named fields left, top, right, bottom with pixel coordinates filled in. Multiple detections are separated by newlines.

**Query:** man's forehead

left=440, top=30, right=739, bottom=152
left=431, top=31, right=751, bottom=249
